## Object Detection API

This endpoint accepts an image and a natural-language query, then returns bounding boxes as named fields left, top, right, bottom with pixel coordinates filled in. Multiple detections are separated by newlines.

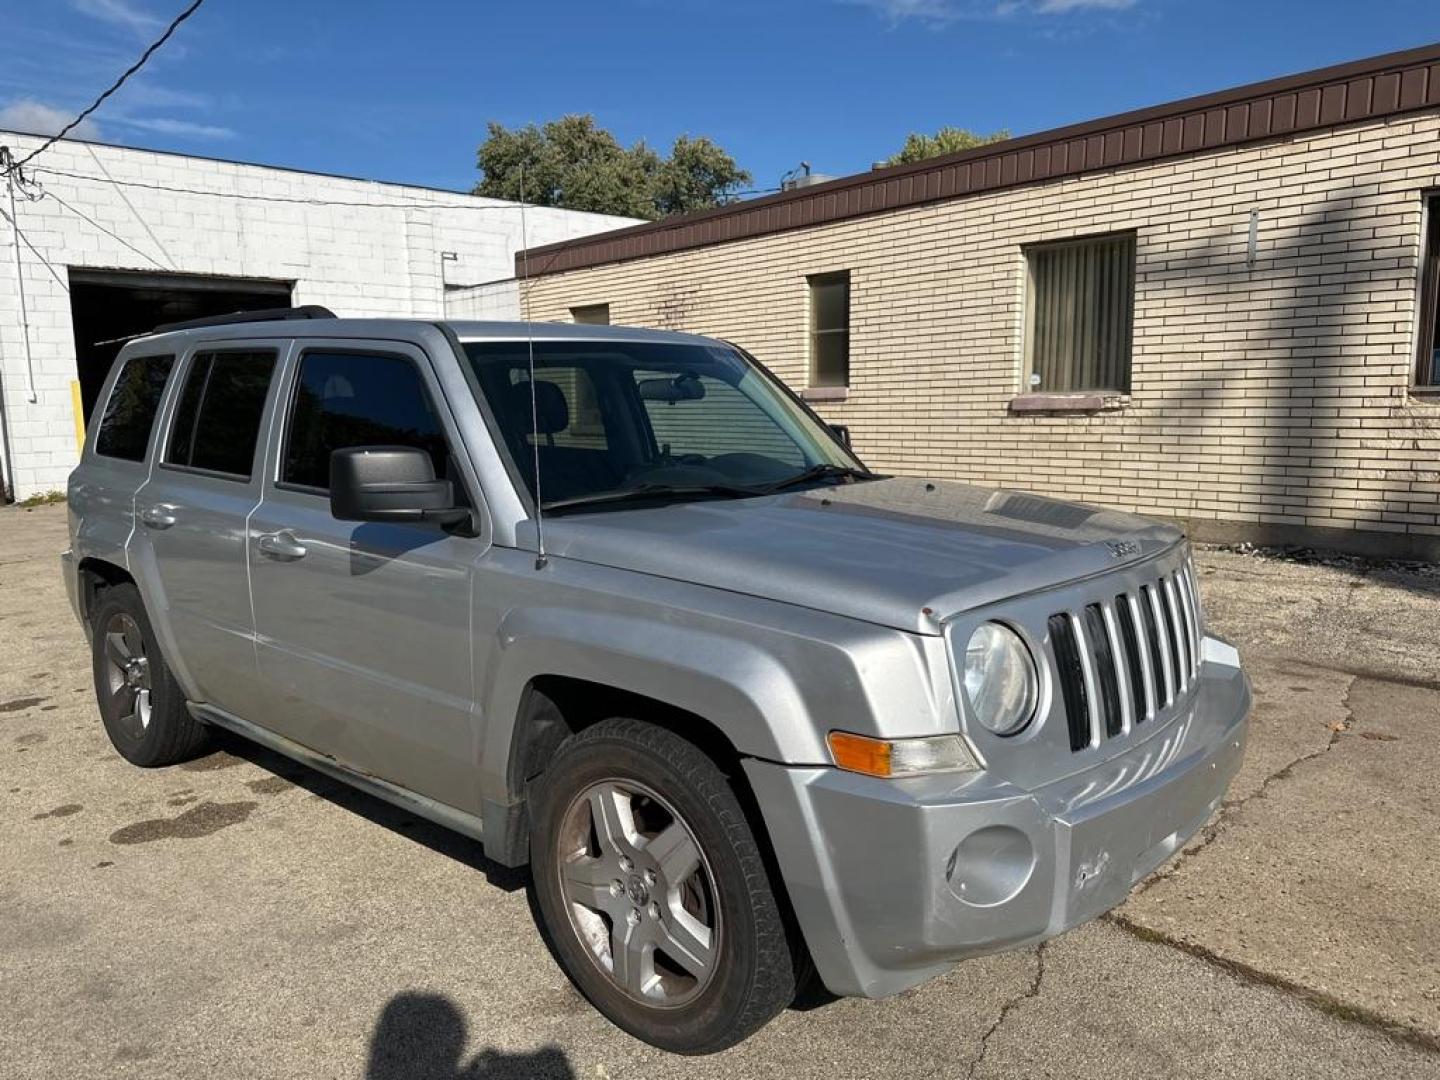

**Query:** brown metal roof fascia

left=519, top=42, right=1440, bottom=279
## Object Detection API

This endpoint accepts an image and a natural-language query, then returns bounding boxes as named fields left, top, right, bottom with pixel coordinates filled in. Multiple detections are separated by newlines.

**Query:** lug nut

left=618, top=856, right=632, bottom=873
left=644, top=869, right=657, bottom=886
left=610, top=880, right=622, bottom=896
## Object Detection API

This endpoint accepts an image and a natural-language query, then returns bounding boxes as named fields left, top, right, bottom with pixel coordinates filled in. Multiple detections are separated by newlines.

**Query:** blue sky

left=1, top=0, right=1437, bottom=195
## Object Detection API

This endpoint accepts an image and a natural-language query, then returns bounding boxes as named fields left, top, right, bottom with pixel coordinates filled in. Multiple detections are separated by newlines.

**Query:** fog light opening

left=946, top=825, right=1036, bottom=908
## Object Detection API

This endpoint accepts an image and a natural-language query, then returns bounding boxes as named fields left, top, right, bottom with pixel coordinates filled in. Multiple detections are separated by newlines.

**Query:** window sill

left=801, top=386, right=850, bottom=403
left=1009, top=392, right=1124, bottom=415
left=1409, top=387, right=1440, bottom=402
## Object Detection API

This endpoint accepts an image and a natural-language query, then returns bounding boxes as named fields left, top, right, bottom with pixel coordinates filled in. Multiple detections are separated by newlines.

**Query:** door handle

left=256, top=530, right=308, bottom=561
left=139, top=503, right=178, bottom=529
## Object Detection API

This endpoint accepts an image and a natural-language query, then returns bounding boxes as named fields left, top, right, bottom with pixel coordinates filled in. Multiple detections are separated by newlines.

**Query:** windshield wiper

left=542, top=483, right=763, bottom=516
left=763, top=463, right=874, bottom=492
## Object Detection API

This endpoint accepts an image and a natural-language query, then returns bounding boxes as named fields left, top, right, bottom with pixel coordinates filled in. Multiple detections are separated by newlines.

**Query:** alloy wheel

left=102, top=612, right=152, bottom=742
left=556, top=779, right=720, bottom=1008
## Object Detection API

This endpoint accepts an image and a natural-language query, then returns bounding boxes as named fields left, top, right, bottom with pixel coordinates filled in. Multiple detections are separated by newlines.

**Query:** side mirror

left=828, top=424, right=852, bottom=448
left=329, top=446, right=467, bottom=525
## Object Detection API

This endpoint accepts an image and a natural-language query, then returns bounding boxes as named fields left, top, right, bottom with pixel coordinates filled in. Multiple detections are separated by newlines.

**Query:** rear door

left=130, top=341, right=285, bottom=717
left=73, top=350, right=177, bottom=571
left=246, top=340, right=481, bottom=812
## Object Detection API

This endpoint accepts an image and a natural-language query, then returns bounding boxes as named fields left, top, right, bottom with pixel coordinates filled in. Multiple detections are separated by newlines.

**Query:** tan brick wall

left=522, top=114, right=1440, bottom=545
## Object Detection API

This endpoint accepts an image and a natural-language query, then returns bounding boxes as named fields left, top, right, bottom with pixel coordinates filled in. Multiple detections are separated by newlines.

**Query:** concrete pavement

left=2, top=503, right=1437, bottom=1078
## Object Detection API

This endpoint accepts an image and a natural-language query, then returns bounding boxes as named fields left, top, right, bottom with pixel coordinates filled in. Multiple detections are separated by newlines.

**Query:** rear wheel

left=90, top=584, right=208, bottom=767
left=530, top=717, right=798, bottom=1054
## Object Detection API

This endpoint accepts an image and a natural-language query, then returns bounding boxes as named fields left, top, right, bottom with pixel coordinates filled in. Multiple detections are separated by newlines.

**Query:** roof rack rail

left=151, top=305, right=337, bottom=335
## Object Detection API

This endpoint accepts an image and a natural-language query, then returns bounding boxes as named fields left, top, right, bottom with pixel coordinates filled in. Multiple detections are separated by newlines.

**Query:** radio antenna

left=518, top=165, right=547, bottom=570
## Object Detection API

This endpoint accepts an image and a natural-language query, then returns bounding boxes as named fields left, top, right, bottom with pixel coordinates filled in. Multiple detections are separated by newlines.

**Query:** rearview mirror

left=329, top=446, right=467, bottom=525
left=828, top=424, right=852, bottom=447
left=638, top=374, right=706, bottom=403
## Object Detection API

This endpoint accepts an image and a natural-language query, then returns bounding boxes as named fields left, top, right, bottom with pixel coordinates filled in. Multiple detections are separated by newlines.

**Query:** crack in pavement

left=964, top=942, right=1046, bottom=1080
left=1108, top=672, right=1440, bottom=1055
left=1107, top=913, right=1440, bottom=1055
left=1130, top=672, right=1358, bottom=899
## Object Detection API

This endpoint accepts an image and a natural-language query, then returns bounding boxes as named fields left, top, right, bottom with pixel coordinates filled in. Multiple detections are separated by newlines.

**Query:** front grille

left=1048, top=558, right=1204, bottom=753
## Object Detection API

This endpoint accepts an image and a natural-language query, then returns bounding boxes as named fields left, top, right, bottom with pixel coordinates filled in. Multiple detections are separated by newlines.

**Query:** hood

left=535, top=477, right=1183, bottom=634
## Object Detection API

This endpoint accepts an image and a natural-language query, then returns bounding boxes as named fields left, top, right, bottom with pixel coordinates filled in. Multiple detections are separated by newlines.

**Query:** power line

left=29, top=164, right=782, bottom=213
left=30, top=165, right=548, bottom=211
left=3, top=0, right=208, bottom=176
left=41, top=189, right=170, bottom=272
left=0, top=206, right=68, bottom=293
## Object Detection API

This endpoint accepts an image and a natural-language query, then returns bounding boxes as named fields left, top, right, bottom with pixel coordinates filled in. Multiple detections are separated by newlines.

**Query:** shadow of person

left=366, top=992, right=575, bottom=1080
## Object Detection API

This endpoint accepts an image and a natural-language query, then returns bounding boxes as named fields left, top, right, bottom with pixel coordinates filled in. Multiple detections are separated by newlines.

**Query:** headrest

left=505, top=379, right=569, bottom=436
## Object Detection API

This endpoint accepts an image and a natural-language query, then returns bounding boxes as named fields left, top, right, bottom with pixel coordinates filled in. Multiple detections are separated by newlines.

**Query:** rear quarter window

left=94, top=354, right=174, bottom=462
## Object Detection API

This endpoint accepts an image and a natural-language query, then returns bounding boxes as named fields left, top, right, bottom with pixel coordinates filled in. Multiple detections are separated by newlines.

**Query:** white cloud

left=117, top=83, right=212, bottom=110
left=848, top=0, right=963, bottom=24
left=1026, top=0, right=1136, bottom=11
left=852, top=0, right=1137, bottom=21
left=112, top=116, right=235, bottom=139
left=71, top=0, right=162, bottom=35
left=0, top=99, right=103, bottom=140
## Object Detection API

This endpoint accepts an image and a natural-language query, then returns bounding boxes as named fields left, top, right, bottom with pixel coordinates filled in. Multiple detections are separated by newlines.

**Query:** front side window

left=1416, top=195, right=1440, bottom=391
left=94, top=354, right=173, bottom=461
left=282, top=352, right=449, bottom=491
left=1025, top=233, right=1136, bottom=393
left=165, top=350, right=276, bottom=478
left=808, top=271, right=850, bottom=388
left=466, top=339, right=862, bottom=508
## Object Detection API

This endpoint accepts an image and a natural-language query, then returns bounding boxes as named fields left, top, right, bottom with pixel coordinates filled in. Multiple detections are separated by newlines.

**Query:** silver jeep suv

left=63, top=311, right=1250, bottom=1053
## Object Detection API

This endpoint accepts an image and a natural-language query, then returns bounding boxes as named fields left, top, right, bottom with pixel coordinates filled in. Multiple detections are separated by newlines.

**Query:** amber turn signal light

left=826, top=731, right=979, bottom=778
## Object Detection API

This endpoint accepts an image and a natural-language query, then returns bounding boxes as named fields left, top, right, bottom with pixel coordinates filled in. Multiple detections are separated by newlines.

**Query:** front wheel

left=529, top=718, right=799, bottom=1054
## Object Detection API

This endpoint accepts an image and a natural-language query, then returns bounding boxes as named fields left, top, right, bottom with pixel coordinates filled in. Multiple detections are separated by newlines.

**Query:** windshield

left=463, top=339, right=864, bottom=508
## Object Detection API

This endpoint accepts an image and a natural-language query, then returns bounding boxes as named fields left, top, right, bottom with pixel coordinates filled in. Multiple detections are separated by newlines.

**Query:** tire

left=90, top=583, right=208, bottom=767
left=530, top=717, right=798, bottom=1054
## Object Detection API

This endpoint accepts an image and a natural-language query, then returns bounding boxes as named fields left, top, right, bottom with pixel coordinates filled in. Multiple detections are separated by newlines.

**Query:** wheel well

left=511, top=676, right=745, bottom=798
left=507, top=675, right=819, bottom=985
left=77, top=557, right=134, bottom=627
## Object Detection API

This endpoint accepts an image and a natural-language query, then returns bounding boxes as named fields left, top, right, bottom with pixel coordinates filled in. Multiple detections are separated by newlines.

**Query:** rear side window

left=94, top=354, right=174, bottom=461
left=165, top=350, right=277, bottom=479
left=282, top=352, right=448, bottom=491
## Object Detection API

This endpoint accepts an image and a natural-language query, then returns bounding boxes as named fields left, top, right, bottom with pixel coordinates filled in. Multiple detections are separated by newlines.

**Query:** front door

left=131, top=342, right=284, bottom=717
left=247, top=342, right=481, bottom=813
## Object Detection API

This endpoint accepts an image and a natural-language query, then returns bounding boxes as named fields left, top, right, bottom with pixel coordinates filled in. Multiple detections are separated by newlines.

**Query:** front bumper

left=745, top=635, right=1251, bottom=998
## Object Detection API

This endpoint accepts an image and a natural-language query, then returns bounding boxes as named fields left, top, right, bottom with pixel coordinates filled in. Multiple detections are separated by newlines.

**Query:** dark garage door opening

left=68, top=268, right=293, bottom=423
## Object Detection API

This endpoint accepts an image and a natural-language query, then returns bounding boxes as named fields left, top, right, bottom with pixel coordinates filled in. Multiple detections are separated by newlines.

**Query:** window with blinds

left=1416, top=196, right=1440, bottom=391
left=808, top=271, right=851, bottom=388
left=1024, top=233, right=1136, bottom=394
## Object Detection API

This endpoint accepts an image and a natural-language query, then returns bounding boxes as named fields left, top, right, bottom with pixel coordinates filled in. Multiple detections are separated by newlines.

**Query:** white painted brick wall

left=0, top=132, right=638, bottom=497
left=444, top=280, right=521, bottom=321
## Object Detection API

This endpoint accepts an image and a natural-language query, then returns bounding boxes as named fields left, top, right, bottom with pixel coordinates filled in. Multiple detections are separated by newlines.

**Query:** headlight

left=963, top=623, right=1038, bottom=736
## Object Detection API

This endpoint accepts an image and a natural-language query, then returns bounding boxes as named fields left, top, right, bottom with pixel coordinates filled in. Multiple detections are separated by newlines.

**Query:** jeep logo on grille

left=1106, top=540, right=1141, bottom=559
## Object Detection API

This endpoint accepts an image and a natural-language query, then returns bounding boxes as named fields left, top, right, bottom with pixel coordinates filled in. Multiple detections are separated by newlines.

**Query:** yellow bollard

left=70, top=380, right=85, bottom=453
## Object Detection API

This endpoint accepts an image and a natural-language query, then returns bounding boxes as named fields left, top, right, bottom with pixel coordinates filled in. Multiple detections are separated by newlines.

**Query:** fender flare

left=478, top=605, right=829, bottom=805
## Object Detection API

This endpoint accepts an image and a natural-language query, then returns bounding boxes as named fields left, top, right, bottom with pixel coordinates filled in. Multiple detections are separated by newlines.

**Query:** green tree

left=474, top=116, right=751, bottom=220
left=886, top=126, right=1010, bottom=166
left=652, top=135, right=753, bottom=217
